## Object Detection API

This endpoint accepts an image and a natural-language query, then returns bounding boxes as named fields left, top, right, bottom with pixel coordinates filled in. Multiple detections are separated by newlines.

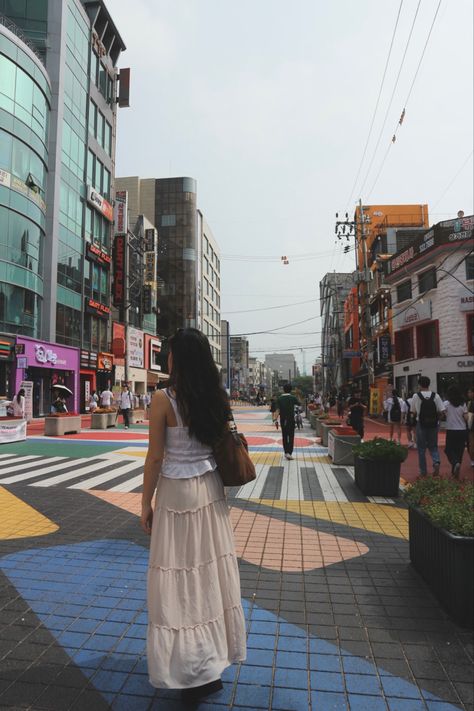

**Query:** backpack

left=417, top=392, right=438, bottom=428
left=390, top=397, right=401, bottom=422
left=404, top=399, right=414, bottom=426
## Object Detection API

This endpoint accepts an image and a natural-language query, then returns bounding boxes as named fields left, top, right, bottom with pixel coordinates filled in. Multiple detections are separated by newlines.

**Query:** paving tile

left=275, top=650, right=307, bottom=669
left=310, top=653, right=342, bottom=672
left=349, top=694, right=388, bottom=710
left=111, top=694, right=151, bottom=711
left=272, top=686, right=309, bottom=710
left=310, top=670, right=345, bottom=692
left=311, top=690, right=348, bottom=710
left=387, top=700, right=427, bottom=711
left=273, top=667, right=308, bottom=690
left=238, top=664, right=272, bottom=686
left=381, top=676, right=422, bottom=699
left=345, top=673, right=382, bottom=695
left=120, top=673, right=155, bottom=697
left=234, top=682, right=271, bottom=708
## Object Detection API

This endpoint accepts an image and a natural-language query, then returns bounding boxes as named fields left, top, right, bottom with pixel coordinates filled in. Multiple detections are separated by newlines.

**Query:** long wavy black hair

left=167, top=328, right=230, bottom=445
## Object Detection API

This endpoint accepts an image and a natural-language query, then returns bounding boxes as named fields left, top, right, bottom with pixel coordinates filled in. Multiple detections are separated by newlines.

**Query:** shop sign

left=0, top=338, right=14, bottom=360
left=144, top=228, right=155, bottom=251
left=127, top=327, right=144, bottom=368
left=114, top=190, right=128, bottom=236
left=35, top=344, right=58, bottom=365
left=80, top=349, right=90, bottom=369
left=14, top=344, right=24, bottom=355
left=457, top=359, right=474, bottom=368
left=20, top=380, right=33, bottom=422
left=97, top=352, right=113, bottom=372
left=0, top=168, right=11, bottom=187
left=144, top=252, right=156, bottom=283
left=149, top=337, right=162, bottom=371
left=378, top=335, right=391, bottom=363
left=85, top=298, right=111, bottom=319
left=113, top=235, right=125, bottom=306
left=369, top=387, right=381, bottom=415
left=392, top=300, right=431, bottom=330
left=460, top=292, right=474, bottom=311
left=17, top=356, right=28, bottom=369
left=343, top=350, right=361, bottom=359
left=0, top=419, right=27, bottom=444
left=143, top=284, right=152, bottom=314
left=89, top=352, right=98, bottom=369
left=87, top=242, right=111, bottom=268
left=87, top=186, right=113, bottom=222
left=80, top=350, right=98, bottom=369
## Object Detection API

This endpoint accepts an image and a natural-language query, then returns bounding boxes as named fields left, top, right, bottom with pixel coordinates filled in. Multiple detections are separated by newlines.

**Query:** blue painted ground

left=0, top=541, right=461, bottom=711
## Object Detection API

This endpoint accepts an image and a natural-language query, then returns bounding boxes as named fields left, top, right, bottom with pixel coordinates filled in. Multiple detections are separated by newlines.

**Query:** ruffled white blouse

left=160, top=389, right=217, bottom=479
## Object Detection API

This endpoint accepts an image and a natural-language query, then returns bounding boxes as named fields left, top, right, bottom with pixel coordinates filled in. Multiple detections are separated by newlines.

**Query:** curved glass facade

left=0, top=25, right=50, bottom=337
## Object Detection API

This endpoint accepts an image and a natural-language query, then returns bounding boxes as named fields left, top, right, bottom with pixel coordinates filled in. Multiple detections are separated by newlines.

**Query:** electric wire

left=358, top=0, right=422, bottom=198
left=431, top=150, right=474, bottom=211
left=366, top=0, right=443, bottom=199
left=345, top=0, right=404, bottom=210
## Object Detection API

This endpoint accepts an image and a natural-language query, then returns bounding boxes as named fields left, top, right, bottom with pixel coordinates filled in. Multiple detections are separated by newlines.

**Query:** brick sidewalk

left=0, top=407, right=472, bottom=710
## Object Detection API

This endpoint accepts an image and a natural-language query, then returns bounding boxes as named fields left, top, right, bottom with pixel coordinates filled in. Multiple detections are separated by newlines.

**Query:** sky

left=112, top=0, right=474, bottom=374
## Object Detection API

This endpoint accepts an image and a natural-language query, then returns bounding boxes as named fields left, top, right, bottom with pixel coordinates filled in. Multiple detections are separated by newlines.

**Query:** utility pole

left=124, top=228, right=130, bottom=386
left=358, top=199, right=375, bottom=387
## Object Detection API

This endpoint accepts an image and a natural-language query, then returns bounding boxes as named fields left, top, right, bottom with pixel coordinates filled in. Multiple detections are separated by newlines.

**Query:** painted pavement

left=0, top=407, right=472, bottom=710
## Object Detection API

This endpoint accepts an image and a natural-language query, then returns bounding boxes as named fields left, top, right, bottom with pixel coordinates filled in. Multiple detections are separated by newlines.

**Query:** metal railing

left=0, top=13, right=45, bottom=66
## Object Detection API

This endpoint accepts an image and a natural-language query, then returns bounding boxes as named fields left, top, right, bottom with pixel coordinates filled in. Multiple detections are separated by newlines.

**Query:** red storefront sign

left=113, top=235, right=125, bottom=306
left=87, top=242, right=111, bottom=268
left=85, top=298, right=111, bottom=319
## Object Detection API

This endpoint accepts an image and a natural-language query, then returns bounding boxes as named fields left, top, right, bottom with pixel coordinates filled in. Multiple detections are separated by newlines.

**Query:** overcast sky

left=112, top=0, right=473, bottom=372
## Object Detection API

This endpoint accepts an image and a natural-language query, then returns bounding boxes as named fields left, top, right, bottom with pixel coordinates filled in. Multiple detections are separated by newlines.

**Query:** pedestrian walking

left=270, top=397, right=279, bottom=429
left=276, top=383, right=300, bottom=460
left=119, top=384, right=133, bottom=428
left=383, top=389, right=406, bottom=444
left=100, top=386, right=113, bottom=408
left=347, top=390, right=366, bottom=440
left=443, top=385, right=468, bottom=478
left=410, top=376, right=445, bottom=477
left=141, top=328, right=246, bottom=702
left=467, top=388, right=474, bottom=469
left=295, top=404, right=303, bottom=430
left=88, top=391, right=98, bottom=412
left=404, top=392, right=417, bottom=448
left=336, top=391, right=345, bottom=419
left=12, top=388, right=25, bottom=417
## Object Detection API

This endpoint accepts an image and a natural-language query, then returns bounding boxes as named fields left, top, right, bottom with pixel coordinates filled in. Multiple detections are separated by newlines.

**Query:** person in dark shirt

left=276, top=383, right=300, bottom=460
left=347, top=390, right=367, bottom=440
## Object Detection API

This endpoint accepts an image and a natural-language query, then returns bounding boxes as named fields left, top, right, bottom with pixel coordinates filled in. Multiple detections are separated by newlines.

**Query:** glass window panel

left=0, top=130, right=13, bottom=170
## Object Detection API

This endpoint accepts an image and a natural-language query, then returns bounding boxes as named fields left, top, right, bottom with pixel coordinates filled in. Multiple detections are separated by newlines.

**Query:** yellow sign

left=369, top=386, right=380, bottom=415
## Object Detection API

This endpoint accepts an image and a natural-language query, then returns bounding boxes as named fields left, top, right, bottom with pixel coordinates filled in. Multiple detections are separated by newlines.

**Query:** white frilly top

left=161, top=389, right=217, bottom=479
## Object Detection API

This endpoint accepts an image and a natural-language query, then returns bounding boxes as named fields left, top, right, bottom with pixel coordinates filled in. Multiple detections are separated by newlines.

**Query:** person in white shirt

left=410, top=376, right=445, bottom=477
left=443, top=385, right=468, bottom=478
left=12, top=389, right=26, bottom=418
left=404, top=394, right=417, bottom=448
left=100, top=387, right=113, bottom=408
left=119, top=384, right=133, bottom=428
left=383, top=389, right=407, bottom=444
left=88, top=391, right=98, bottom=412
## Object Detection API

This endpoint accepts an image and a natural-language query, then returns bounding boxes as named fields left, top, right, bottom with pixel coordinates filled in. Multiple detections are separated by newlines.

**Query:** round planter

left=354, top=455, right=401, bottom=497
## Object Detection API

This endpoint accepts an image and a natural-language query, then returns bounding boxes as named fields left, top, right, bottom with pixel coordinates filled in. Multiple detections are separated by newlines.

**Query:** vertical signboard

left=20, top=380, right=33, bottom=422
left=127, top=327, right=144, bottom=368
left=114, top=190, right=128, bottom=236
left=113, top=235, right=125, bottom=306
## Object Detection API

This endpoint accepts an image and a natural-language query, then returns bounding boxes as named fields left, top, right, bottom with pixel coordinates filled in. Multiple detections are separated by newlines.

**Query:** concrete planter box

left=315, top=418, right=328, bottom=438
left=409, top=507, right=474, bottom=628
left=320, top=421, right=342, bottom=446
left=328, top=429, right=361, bottom=465
left=45, top=415, right=81, bottom=436
left=90, top=413, right=108, bottom=429
left=130, top=409, right=146, bottom=424
left=309, top=413, right=317, bottom=430
left=107, top=412, right=116, bottom=427
left=354, top=455, right=401, bottom=497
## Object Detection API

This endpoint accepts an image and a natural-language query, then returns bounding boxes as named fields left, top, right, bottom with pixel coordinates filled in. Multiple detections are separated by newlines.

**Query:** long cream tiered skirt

left=147, top=469, right=247, bottom=689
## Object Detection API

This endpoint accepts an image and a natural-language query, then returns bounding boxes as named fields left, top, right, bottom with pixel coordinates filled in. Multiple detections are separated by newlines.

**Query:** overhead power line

left=222, top=298, right=318, bottom=315
left=359, top=0, right=422, bottom=198
left=367, top=0, right=443, bottom=199
left=345, top=0, right=404, bottom=210
left=431, top=150, right=474, bottom=211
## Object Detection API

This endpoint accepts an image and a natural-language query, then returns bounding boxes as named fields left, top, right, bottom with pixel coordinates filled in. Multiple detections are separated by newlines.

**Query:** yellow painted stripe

left=0, top=486, right=58, bottom=540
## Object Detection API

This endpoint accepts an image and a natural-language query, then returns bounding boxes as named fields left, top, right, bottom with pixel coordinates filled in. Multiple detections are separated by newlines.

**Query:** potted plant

left=404, top=477, right=474, bottom=628
left=91, top=407, right=115, bottom=429
left=352, top=438, right=407, bottom=496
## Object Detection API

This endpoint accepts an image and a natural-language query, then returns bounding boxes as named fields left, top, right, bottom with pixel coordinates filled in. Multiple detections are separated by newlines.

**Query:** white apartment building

left=198, top=212, right=221, bottom=366
left=385, top=214, right=474, bottom=397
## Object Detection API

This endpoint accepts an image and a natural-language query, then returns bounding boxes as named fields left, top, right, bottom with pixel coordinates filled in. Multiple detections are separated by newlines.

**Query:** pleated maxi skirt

left=147, top=469, right=247, bottom=689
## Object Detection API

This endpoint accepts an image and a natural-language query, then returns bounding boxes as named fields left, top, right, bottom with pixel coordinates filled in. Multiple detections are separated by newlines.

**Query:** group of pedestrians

left=383, top=377, right=474, bottom=477
left=88, top=384, right=147, bottom=428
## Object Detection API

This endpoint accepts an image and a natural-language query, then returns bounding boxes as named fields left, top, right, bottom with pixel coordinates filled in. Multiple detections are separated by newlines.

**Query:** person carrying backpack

left=383, top=389, right=406, bottom=444
left=410, top=376, right=445, bottom=477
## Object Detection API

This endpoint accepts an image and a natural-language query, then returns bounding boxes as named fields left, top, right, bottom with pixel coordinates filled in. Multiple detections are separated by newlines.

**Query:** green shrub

left=404, top=477, right=474, bottom=537
left=353, top=437, right=408, bottom=463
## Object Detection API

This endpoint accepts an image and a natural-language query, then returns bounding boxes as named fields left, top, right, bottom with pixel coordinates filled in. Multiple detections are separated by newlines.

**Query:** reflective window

left=0, top=205, right=43, bottom=275
left=0, top=283, right=41, bottom=337
left=56, top=303, right=81, bottom=347
left=0, top=53, right=49, bottom=145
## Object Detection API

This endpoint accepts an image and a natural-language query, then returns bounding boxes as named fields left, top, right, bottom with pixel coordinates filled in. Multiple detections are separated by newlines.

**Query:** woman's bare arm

left=141, top=391, right=167, bottom=534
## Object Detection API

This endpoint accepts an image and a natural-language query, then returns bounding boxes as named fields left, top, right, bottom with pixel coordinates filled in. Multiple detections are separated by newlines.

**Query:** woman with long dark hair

left=443, top=385, right=468, bottom=477
left=141, top=329, right=246, bottom=703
